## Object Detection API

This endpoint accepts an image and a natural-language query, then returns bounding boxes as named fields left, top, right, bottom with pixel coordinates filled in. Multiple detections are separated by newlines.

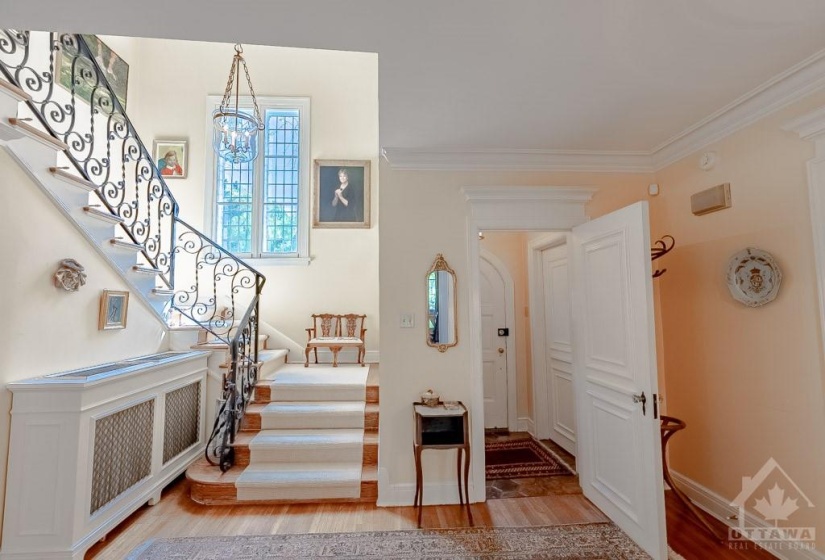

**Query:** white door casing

left=480, top=255, right=509, bottom=429
left=570, top=201, right=666, bottom=559
left=540, top=243, right=576, bottom=455
left=464, top=185, right=596, bottom=504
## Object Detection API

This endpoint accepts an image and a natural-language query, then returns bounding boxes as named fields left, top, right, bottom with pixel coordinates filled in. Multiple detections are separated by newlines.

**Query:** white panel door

left=480, top=257, right=508, bottom=429
left=541, top=244, right=576, bottom=455
left=571, top=201, right=666, bottom=559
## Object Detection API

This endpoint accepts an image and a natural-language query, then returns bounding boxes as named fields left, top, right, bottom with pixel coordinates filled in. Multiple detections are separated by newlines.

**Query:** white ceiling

left=4, top=0, right=825, bottom=156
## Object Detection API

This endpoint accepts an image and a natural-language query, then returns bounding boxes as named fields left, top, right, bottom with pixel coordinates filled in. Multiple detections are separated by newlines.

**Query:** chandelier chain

left=241, top=57, right=264, bottom=130
left=219, top=54, right=239, bottom=111
left=217, top=47, right=263, bottom=131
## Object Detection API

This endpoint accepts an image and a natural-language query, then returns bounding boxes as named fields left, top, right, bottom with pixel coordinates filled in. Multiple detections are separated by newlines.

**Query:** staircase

left=0, top=30, right=263, bottom=477
left=0, top=29, right=379, bottom=507
left=188, top=363, right=379, bottom=504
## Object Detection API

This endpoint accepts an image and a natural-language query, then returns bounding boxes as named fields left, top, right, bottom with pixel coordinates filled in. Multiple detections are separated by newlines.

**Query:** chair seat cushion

left=308, top=337, right=363, bottom=345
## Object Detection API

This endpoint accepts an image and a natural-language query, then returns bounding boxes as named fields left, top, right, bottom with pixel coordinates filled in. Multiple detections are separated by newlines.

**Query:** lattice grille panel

left=163, top=381, right=201, bottom=464
left=91, top=399, right=154, bottom=515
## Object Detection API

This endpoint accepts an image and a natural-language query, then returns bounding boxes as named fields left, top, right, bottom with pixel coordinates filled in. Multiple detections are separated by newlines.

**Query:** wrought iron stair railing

left=0, top=29, right=263, bottom=471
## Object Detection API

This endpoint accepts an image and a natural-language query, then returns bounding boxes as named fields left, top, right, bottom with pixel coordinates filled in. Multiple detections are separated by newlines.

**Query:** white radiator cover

left=1, top=351, right=208, bottom=560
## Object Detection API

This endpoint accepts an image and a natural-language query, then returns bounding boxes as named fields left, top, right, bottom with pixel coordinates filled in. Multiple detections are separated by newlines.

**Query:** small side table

left=413, top=401, right=472, bottom=528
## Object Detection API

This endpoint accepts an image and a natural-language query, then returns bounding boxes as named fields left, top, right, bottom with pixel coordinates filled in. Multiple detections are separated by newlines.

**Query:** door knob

left=498, top=348, right=505, bottom=354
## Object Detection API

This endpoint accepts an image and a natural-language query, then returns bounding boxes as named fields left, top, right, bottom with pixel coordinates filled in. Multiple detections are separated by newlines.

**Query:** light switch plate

left=400, top=313, right=415, bottom=328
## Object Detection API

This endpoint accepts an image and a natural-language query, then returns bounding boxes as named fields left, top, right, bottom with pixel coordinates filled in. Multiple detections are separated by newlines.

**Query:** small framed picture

left=153, top=140, right=188, bottom=179
left=313, top=160, right=371, bottom=228
left=99, top=290, right=129, bottom=330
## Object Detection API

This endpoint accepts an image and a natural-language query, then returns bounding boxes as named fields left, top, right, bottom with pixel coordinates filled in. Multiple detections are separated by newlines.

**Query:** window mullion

left=251, top=126, right=265, bottom=257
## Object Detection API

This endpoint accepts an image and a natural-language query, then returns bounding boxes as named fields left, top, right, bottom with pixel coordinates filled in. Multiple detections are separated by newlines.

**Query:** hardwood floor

left=665, top=490, right=776, bottom=560
left=86, top=476, right=607, bottom=559
left=87, top=428, right=777, bottom=560
left=86, top=475, right=780, bottom=560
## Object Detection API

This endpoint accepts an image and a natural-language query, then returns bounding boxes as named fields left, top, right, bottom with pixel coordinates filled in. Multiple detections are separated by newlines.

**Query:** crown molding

left=382, top=48, right=825, bottom=174
left=382, top=148, right=655, bottom=173
left=783, top=105, right=825, bottom=141
left=650, top=48, right=825, bottom=170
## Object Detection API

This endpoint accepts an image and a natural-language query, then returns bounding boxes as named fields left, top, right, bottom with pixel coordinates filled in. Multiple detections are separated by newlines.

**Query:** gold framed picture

left=313, top=160, right=371, bottom=228
left=98, top=290, right=129, bottom=330
left=153, top=140, right=188, bottom=179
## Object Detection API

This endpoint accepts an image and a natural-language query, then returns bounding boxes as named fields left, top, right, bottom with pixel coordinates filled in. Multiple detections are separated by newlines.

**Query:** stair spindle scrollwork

left=0, top=29, right=265, bottom=472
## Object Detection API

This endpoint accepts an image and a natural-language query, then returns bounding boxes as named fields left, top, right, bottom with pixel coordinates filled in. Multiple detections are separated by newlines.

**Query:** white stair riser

left=127, top=272, right=161, bottom=294
left=250, top=444, right=362, bottom=464
left=100, top=241, right=141, bottom=271
left=72, top=207, right=120, bottom=238
left=42, top=181, right=91, bottom=209
left=261, top=411, right=364, bottom=430
left=207, top=334, right=268, bottom=348
left=0, top=98, right=23, bottom=141
left=259, top=357, right=285, bottom=379
left=236, top=485, right=359, bottom=501
left=272, top=385, right=366, bottom=402
left=8, top=134, right=59, bottom=170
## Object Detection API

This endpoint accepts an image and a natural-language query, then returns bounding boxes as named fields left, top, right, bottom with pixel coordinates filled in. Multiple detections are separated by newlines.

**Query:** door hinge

left=653, top=393, right=658, bottom=419
left=633, top=391, right=647, bottom=416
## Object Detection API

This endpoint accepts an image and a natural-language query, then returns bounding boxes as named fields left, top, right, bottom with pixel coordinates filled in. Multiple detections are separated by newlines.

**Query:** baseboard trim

left=376, top=468, right=478, bottom=507
left=670, top=471, right=825, bottom=560
left=297, top=348, right=380, bottom=365
left=516, top=416, right=535, bottom=435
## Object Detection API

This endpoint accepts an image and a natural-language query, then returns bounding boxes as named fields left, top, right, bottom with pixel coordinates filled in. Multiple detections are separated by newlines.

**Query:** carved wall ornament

left=53, top=259, right=87, bottom=292
left=726, top=248, right=782, bottom=307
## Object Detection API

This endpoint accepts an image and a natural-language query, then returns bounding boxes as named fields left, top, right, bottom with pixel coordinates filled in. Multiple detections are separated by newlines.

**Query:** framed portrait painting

left=153, top=140, right=188, bottom=179
left=98, top=290, right=129, bottom=330
left=313, top=160, right=371, bottom=228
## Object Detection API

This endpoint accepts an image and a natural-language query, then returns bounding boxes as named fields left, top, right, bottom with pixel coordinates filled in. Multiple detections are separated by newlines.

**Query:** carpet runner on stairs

left=235, top=364, right=369, bottom=502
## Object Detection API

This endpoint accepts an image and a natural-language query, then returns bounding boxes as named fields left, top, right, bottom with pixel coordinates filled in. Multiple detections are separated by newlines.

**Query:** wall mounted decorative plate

left=726, top=248, right=782, bottom=307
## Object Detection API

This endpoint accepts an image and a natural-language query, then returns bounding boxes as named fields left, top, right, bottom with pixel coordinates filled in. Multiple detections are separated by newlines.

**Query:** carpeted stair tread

left=237, top=463, right=362, bottom=484
left=268, top=366, right=368, bottom=401
left=260, top=401, right=366, bottom=429
left=260, top=349, right=288, bottom=363
left=258, top=349, right=289, bottom=378
left=236, top=463, right=362, bottom=500
left=248, top=429, right=364, bottom=463
left=187, top=457, right=377, bottom=504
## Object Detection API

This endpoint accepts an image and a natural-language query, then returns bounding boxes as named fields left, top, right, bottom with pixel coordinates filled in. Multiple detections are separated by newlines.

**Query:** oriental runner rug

left=127, top=523, right=660, bottom=559
left=485, top=438, right=574, bottom=480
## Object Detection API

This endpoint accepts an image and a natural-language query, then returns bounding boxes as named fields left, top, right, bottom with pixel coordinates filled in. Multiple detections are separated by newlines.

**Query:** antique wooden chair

left=305, top=313, right=367, bottom=367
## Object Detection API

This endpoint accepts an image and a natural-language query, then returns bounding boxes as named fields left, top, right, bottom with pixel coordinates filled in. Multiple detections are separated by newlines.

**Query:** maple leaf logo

left=754, top=483, right=799, bottom=526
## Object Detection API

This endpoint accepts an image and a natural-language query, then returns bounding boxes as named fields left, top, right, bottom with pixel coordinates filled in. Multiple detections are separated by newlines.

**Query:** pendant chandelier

left=213, top=44, right=264, bottom=164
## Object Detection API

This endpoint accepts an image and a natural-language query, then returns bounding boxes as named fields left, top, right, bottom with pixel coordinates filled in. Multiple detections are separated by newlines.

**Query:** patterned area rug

left=486, top=438, right=574, bottom=479
left=126, top=523, right=653, bottom=559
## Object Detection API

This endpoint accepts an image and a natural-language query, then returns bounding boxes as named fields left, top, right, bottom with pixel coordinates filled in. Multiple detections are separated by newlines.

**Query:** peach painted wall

left=652, top=91, right=825, bottom=545
left=377, top=166, right=654, bottom=503
left=480, top=232, right=534, bottom=422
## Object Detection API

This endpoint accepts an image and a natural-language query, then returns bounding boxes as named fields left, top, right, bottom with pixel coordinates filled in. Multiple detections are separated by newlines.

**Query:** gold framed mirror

left=426, top=253, right=458, bottom=352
